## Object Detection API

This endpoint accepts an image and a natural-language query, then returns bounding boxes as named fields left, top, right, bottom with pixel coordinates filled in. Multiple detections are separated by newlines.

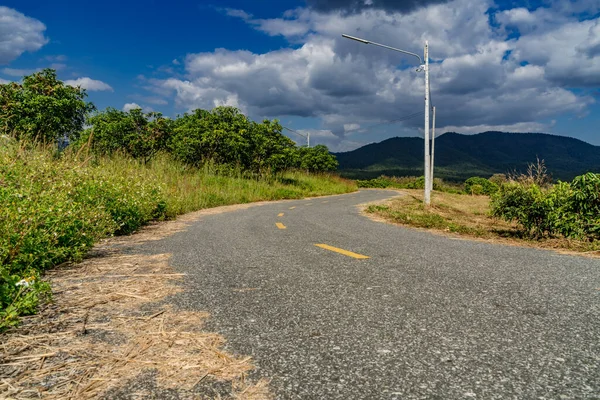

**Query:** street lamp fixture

left=342, top=33, right=432, bottom=205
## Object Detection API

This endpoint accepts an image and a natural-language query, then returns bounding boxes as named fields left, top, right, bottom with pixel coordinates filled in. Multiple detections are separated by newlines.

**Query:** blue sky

left=1, top=0, right=599, bottom=151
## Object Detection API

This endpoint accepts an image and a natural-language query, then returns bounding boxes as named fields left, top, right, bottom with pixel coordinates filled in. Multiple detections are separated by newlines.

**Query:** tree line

left=0, top=69, right=338, bottom=173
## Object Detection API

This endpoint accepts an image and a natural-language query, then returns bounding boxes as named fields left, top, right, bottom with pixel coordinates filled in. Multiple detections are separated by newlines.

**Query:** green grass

left=0, top=141, right=355, bottom=329
left=366, top=189, right=600, bottom=253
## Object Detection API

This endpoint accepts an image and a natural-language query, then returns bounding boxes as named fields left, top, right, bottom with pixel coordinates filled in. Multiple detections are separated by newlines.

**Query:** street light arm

left=283, top=126, right=307, bottom=139
left=342, top=34, right=423, bottom=64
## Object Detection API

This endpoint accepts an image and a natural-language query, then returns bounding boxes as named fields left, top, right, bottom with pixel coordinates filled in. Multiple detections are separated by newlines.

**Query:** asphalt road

left=139, top=189, right=600, bottom=399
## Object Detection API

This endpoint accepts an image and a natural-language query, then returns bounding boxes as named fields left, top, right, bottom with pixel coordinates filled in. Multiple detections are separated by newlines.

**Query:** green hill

left=334, top=131, right=600, bottom=181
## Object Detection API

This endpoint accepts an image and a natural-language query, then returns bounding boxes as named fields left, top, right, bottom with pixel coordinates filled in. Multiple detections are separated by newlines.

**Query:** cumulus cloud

left=147, top=0, right=598, bottom=150
left=1, top=68, right=38, bottom=77
left=64, top=77, right=113, bottom=92
left=0, top=6, right=48, bottom=64
left=123, top=103, right=141, bottom=112
left=305, top=0, right=451, bottom=14
left=123, top=103, right=154, bottom=113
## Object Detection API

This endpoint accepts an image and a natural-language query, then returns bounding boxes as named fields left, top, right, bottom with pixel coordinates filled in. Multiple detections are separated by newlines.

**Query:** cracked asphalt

left=138, top=189, right=600, bottom=399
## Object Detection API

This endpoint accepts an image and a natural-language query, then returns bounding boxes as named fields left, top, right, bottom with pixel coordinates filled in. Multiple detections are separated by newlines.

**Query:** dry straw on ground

left=1, top=206, right=272, bottom=399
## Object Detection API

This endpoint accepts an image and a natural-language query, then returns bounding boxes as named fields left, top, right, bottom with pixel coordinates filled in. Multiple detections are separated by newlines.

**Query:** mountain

left=334, top=131, right=600, bottom=181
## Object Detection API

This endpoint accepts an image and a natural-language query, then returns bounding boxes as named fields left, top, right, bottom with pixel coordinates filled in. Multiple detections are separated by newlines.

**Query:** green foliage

left=464, top=177, right=499, bottom=195
left=298, top=145, right=338, bottom=172
left=169, top=107, right=309, bottom=173
left=0, top=144, right=168, bottom=329
left=491, top=173, right=600, bottom=240
left=0, top=70, right=349, bottom=329
left=489, top=173, right=508, bottom=185
left=356, top=175, right=462, bottom=193
left=0, top=143, right=354, bottom=330
left=85, top=108, right=173, bottom=164
left=470, top=184, right=483, bottom=195
left=0, top=69, right=94, bottom=143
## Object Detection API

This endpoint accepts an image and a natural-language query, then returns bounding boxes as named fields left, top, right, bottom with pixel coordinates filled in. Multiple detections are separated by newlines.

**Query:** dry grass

left=0, top=208, right=272, bottom=399
left=365, top=189, right=600, bottom=257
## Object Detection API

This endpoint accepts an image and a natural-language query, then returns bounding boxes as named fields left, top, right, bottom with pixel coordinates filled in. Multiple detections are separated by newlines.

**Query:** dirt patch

left=1, top=206, right=272, bottom=399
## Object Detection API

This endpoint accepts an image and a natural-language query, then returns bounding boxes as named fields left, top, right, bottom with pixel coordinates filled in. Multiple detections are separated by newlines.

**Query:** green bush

left=356, top=175, right=462, bottom=193
left=0, top=144, right=168, bottom=329
left=85, top=108, right=173, bottom=164
left=491, top=173, right=600, bottom=240
left=465, top=177, right=499, bottom=195
left=0, top=69, right=94, bottom=143
left=470, top=184, right=484, bottom=195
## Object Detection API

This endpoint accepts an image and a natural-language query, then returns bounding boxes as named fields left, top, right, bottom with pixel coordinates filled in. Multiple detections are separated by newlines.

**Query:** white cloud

left=123, top=103, right=141, bottom=112
left=123, top=103, right=153, bottom=113
left=0, top=6, right=48, bottom=64
left=2, top=67, right=38, bottom=76
left=64, top=77, right=113, bottom=92
left=0, top=78, right=11, bottom=84
left=146, top=0, right=598, bottom=150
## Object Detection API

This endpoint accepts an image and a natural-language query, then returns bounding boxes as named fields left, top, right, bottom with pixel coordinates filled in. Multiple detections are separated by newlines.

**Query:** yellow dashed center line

left=289, top=206, right=296, bottom=210
left=278, top=213, right=284, bottom=217
left=305, top=203, right=313, bottom=206
left=276, top=222, right=286, bottom=229
left=322, top=200, right=329, bottom=203
left=314, top=244, right=369, bottom=259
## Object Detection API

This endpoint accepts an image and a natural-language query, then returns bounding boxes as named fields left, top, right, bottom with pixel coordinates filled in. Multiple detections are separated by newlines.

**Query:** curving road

left=138, top=189, right=600, bottom=399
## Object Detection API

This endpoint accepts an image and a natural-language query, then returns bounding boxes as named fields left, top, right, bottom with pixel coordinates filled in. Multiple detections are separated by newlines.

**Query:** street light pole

left=342, top=33, right=432, bottom=205
left=423, top=41, right=431, bottom=205
left=430, top=106, right=436, bottom=193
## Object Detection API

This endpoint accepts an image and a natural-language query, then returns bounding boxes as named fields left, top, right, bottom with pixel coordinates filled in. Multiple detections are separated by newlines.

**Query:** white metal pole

left=430, top=106, right=436, bottom=192
left=424, top=41, right=431, bottom=205
left=307, top=132, right=310, bottom=148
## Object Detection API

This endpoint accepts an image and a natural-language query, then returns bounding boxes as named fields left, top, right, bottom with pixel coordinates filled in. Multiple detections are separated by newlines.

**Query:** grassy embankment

left=0, top=140, right=355, bottom=329
left=366, top=189, right=600, bottom=254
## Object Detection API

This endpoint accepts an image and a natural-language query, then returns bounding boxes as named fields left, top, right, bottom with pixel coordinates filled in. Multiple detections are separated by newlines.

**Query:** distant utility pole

left=342, top=34, right=433, bottom=205
left=283, top=126, right=310, bottom=148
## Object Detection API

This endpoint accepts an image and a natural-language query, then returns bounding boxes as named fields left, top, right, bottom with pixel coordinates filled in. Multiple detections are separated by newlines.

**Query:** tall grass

left=0, top=140, right=355, bottom=329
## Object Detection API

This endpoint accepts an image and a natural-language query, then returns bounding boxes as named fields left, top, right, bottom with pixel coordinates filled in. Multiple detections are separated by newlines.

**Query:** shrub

left=356, top=175, right=463, bottom=193
left=470, top=184, right=484, bottom=195
left=169, top=107, right=315, bottom=173
left=85, top=108, right=173, bottom=164
left=491, top=173, right=600, bottom=240
left=0, top=144, right=168, bottom=329
left=464, top=177, right=498, bottom=195
left=298, top=145, right=338, bottom=172
left=490, top=182, right=551, bottom=237
left=489, top=173, right=508, bottom=185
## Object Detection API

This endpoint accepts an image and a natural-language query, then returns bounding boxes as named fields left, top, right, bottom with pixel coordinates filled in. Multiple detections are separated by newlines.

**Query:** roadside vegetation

left=356, top=175, right=463, bottom=193
left=365, top=161, right=600, bottom=254
left=0, top=69, right=353, bottom=329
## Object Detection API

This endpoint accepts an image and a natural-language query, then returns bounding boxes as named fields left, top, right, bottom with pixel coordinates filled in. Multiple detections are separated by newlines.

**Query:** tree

left=86, top=107, right=172, bottom=163
left=298, top=145, right=338, bottom=172
left=170, top=107, right=249, bottom=167
left=0, top=69, right=94, bottom=143
left=245, top=119, right=298, bottom=173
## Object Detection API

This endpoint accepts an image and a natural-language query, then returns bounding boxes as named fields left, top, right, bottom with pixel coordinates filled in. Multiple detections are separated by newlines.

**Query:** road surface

left=137, top=189, right=600, bottom=399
